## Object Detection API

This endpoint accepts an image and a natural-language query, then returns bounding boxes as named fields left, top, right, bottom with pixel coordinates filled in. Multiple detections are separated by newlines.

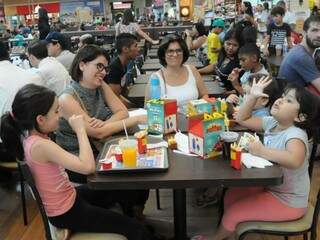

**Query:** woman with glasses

left=56, top=45, right=149, bottom=222
left=56, top=45, right=146, bottom=183
left=145, top=34, right=208, bottom=107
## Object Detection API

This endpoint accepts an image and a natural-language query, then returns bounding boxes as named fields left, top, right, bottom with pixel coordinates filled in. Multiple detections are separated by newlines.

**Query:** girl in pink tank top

left=0, top=84, right=158, bottom=240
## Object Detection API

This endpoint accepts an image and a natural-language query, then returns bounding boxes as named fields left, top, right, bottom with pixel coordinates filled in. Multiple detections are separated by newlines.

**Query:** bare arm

left=190, top=36, right=207, bottom=51
left=310, top=78, right=320, bottom=92
left=236, top=76, right=272, bottom=131
left=198, top=64, right=216, bottom=75
left=236, top=94, right=263, bottom=131
left=59, top=92, right=142, bottom=140
left=32, top=116, right=95, bottom=174
left=190, top=65, right=208, bottom=98
left=101, top=81, right=129, bottom=122
left=105, top=81, right=133, bottom=108
left=263, top=35, right=270, bottom=56
left=287, top=36, right=293, bottom=49
left=136, top=28, right=157, bottom=44
left=249, top=138, right=306, bottom=169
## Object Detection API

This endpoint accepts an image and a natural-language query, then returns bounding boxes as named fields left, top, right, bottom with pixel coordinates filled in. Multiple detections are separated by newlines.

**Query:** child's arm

left=198, top=64, right=216, bottom=75
left=228, top=68, right=243, bottom=95
left=33, top=115, right=96, bottom=174
left=236, top=76, right=272, bottom=131
left=263, top=34, right=270, bottom=56
left=287, top=36, right=293, bottom=49
left=248, top=138, right=306, bottom=169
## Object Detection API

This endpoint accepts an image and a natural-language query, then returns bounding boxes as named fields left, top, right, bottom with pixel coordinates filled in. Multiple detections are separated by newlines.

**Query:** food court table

left=88, top=139, right=283, bottom=240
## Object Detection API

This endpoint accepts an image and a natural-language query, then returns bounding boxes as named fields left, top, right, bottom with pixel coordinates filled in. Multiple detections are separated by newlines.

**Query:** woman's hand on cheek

left=248, top=140, right=264, bottom=156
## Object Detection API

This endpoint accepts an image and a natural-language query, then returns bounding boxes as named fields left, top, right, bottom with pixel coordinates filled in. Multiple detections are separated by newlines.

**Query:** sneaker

left=194, top=191, right=219, bottom=208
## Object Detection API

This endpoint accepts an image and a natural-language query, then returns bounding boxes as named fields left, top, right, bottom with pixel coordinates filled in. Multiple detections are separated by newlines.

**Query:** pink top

left=23, top=135, right=76, bottom=217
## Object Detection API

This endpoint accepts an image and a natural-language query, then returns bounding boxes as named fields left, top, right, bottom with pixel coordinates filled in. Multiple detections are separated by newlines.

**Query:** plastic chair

left=17, top=159, right=127, bottom=240
left=236, top=138, right=319, bottom=240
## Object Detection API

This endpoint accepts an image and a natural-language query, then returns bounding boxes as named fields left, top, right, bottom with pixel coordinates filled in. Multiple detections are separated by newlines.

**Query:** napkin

left=174, top=131, right=191, bottom=155
left=241, top=153, right=273, bottom=168
left=147, top=141, right=168, bottom=149
left=129, top=108, right=147, bottom=130
left=129, top=108, right=147, bottom=117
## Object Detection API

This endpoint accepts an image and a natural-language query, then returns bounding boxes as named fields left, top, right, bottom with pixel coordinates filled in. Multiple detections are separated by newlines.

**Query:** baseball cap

left=212, top=18, right=225, bottom=28
left=45, top=31, right=64, bottom=44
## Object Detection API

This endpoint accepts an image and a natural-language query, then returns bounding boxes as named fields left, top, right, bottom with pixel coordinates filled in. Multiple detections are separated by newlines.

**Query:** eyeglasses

left=94, top=63, right=110, bottom=74
left=166, top=48, right=183, bottom=56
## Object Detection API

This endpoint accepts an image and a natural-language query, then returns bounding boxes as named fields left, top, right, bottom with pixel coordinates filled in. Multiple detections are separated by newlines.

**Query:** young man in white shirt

left=27, top=40, right=71, bottom=95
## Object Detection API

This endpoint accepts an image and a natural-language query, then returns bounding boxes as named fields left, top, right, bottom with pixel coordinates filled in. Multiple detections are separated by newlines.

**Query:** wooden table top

left=88, top=137, right=283, bottom=190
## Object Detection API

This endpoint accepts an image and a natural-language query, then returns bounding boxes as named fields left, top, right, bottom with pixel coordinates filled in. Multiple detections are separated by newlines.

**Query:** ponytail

left=1, top=113, right=25, bottom=160
left=0, top=84, right=56, bottom=161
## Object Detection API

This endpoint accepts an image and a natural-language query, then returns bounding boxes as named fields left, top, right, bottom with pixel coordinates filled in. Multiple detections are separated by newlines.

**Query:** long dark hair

left=38, top=7, right=49, bottom=23
left=70, top=45, right=110, bottom=82
left=158, top=34, right=189, bottom=67
left=0, top=84, right=56, bottom=160
left=217, top=28, right=241, bottom=65
left=242, top=1, right=254, bottom=17
left=122, top=9, right=134, bottom=25
left=283, top=84, right=320, bottom=138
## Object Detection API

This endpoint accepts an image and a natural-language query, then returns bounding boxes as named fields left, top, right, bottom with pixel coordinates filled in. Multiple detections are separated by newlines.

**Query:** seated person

left=104, top=33, right=140, bottom=108
left=198, top=28, right=241, bottom=92
left=228, top=43, right=269, bottom=95
left=185, top=22, right=208, bottom=51
left=45, top=31, right=75, bottom=72
left=228, top=73, right=280, bottom=117
left=213, top=77, right=320, bottom=240
left=0, top=84, right=159, bottom=240
left=27, top=40, right=71, bottom=95
left=144, top=34, right=208, bottom=108
left=78, top=34, right=95, bottom=50
left=56, top=45, right=146, bottom=183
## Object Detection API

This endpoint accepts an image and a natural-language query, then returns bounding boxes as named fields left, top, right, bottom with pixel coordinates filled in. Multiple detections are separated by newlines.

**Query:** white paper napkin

left=174, top=131, right=191, bottom=154
left=241, top=153, right=273, bottom=168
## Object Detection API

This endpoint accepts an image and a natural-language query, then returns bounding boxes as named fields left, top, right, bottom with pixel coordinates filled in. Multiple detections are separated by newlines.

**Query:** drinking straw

left=122, top=120, right=129, bottom=139
left=224, top=113, right=229, bottom=132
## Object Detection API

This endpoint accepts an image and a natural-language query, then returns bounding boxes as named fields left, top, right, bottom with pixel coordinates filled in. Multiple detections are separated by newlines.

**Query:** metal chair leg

left=18, top=165, right=28, bottom=226
left=156, top=189, right=161, bottom=210
left=20, top=177, right=28, bottom=225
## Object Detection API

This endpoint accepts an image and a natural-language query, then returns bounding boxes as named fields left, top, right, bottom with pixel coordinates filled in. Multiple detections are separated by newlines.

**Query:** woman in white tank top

left=145, top=34, right=208, bottom=107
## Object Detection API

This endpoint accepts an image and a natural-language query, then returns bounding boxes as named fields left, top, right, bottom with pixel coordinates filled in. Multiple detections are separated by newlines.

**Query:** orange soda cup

left=119, top=139, right=137, bottom=167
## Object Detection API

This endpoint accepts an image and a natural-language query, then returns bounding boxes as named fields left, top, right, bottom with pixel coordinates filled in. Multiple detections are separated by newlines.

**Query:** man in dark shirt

left=104, top=33, right=140, bottom=107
